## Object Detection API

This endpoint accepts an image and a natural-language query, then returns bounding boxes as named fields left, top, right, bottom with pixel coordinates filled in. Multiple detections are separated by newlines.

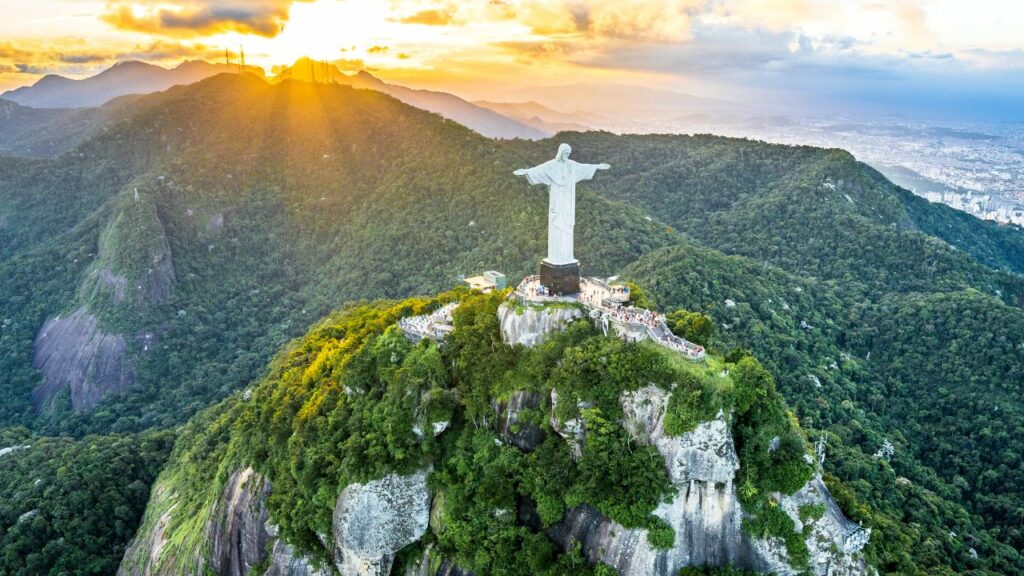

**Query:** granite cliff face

left=31, top=194, right=175, bottom=412
left=120, top=467, right=330, bottom=576
left=543, top=385, right=870, bottom=576
left=332, top=470, right=431, bottom=576
left=497, top=303, right=582, bottom=347
left=31, top=307, right=133, bottom=411
left=121, top=466, right=430, bottom=576
left=500, top=306, right=871, bottom=576
left=492, top=390, right=546, bottom=451
left=206, top=468, right=273, bottom=576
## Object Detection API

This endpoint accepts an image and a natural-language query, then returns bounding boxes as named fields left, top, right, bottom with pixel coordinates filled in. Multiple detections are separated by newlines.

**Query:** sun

left=204, top=0, right=438, bottom=73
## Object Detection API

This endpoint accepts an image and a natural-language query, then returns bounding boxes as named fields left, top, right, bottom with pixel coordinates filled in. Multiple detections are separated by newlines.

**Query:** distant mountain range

left=1, top=58, right=747, bottom=141
left=495, top=80, right=737, bottom=124
left=2, top=58, right=547, bottom=140
left=1, top=60, right=263, bottom=109
left=472, top=100, right=599, bottom=134
left=278, top=58, right=546, bottom=139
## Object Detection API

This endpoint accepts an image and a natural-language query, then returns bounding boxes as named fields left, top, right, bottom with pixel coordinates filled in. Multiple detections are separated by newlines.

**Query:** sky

left=2, top=0, right=1023, bottom=118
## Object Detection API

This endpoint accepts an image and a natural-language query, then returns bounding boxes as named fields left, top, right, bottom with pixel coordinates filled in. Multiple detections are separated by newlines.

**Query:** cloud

left=119, top=40, right=223, bottom=62
left=398, top=8, right=454, bottom=25
left=0, top=38, right=220, bottom=80
left=958, top=48, right=1024, bottom=69
left=582, top=0, right=704, bottom=42
left=332, top=58, right=367, bottom=70
left=0, top=43, right=34, bottom=60
left=100, top=0, right=313, bottom=38
left=58, top=53, right=111, bottom=64
left=504, top=0, right=703, bottom=41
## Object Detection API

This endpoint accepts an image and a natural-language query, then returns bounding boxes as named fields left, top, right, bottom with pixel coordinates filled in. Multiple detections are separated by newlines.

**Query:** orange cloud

left=0, top=38, right=220, bottom=79
left=0, top=42, right=34, bottom=60
left=100, top=0, right=312, bottom=38
left=585, top=0, right=703, bottom=42
left=398, top=8, right=454, bottom=26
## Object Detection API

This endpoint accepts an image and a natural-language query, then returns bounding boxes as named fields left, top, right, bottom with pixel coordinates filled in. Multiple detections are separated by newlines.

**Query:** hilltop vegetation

left=0, top=73, right=1022, bottom=573
left=124, top=290, right=821, bottom=575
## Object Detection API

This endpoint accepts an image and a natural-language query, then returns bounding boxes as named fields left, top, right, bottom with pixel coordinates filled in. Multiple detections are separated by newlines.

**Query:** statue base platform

left=540, top=260, right=581, bottom=295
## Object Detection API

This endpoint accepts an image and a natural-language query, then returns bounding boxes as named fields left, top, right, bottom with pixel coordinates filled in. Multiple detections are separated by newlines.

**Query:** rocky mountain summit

left=119, top=289, right=872, bottom=576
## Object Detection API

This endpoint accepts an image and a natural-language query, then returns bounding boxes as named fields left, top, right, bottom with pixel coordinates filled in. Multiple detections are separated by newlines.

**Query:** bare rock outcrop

left=402, top=545, right=473, bottom=576
left=332, top=469, right=431, bottom=576
left=548, top=389, right=588, bottom=458
left=206, top=468, right=273, bottom=576
left=493, top=390, right=546, bottom=451
left=621, top=386, right=739, bottom=484
left=264, top=537, right=331, bottom=576
left=758, top=475, right=871, bottom=576
left=497, top=303, right=582, bottom=347
left=118, top=481, right=180, bottom=576
left=120, top=468, right=329, bottom=576
left=32, top=307, right=133, bottom=411
left=546, top=385, right=870, bottom=576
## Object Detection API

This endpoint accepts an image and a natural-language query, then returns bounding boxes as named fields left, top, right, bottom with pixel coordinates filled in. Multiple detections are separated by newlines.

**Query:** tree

left=666, top=309, right=715, bottom=347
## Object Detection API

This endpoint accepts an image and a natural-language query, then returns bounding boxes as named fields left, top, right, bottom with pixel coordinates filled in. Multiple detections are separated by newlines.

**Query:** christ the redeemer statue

left=514, top=143, right=610, bottom=294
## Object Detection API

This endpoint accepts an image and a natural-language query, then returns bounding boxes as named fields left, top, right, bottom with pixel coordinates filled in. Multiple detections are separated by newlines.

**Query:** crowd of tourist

left=398, top=303, right=457, bottom=341
left=514, top=276, right=705, bottom=360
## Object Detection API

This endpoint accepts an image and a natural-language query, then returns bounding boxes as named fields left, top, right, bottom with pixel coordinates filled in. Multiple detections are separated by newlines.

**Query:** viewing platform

left=398, top=303, right=458, bottom=343
left=511, top=276, right=706, bottom=361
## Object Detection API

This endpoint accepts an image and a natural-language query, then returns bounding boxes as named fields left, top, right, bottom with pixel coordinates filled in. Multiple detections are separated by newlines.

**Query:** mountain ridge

left=2, top=60, right=265, bottom=108
left=3, top=58, right=547, bottom=140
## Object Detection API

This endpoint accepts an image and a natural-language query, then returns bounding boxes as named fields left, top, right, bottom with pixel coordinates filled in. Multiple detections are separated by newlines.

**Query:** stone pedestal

left=540, top=260, right=581, bottom=295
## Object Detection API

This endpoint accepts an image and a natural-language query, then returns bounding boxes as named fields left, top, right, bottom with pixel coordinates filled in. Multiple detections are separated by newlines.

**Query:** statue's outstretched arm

left=595, top=163, right=611, bottom=170
left=513, top=169, right=528, bottom=176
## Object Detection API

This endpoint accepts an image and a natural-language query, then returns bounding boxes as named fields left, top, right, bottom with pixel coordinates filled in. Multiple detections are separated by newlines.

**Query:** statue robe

left=522, top=158, right=600, bottom=265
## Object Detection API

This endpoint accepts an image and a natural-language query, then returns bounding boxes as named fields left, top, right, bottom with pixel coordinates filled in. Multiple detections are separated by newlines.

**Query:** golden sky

left=2, top=0, right=1023, bottom=100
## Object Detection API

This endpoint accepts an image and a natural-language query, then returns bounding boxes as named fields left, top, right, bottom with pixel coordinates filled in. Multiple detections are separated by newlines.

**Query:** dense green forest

left=1, top=74, right=1022, bottom=573
left=0, top=428, right=173, bottom=575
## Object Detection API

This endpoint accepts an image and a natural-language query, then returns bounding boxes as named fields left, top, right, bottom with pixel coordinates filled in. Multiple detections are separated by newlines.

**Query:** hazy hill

left=1, top=73, right=1023, bottom=574
left=2, top=57, right=547, bottom=140
left=279, top=57, right=546, bottom=139
left=498, top=83, right=739, bottom=125
left=0, top=73, right=670, bottom=431
left=0, top=96, right=145, bottom=157
left=2, top=60, right=264, bottom=108
left=474, top=99, right=598, bottom=134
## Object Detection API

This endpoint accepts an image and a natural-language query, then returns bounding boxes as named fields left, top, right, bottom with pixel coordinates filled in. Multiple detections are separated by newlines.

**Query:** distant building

left=483, top=270, right=507, bottom=289
left=463, top=270, right=506, bottom=293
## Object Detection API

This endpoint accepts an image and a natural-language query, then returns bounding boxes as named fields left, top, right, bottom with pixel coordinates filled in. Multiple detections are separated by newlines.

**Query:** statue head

left=556, top=143, right=572, bottom=162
